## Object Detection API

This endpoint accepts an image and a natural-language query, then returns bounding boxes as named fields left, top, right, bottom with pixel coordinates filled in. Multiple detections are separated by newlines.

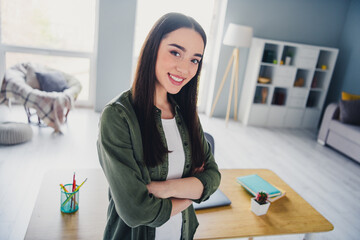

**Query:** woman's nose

left=176, top=60, right=190, bottom=75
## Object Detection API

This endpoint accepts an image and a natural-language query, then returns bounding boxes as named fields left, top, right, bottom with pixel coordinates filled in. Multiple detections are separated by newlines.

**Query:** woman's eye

left=191, top=59, right=200, bottom=64
left=170, top=51, right=180, bottom=57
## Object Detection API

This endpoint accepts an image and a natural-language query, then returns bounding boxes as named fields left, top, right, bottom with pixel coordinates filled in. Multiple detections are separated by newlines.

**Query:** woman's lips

left=168, top=73, right=185, bottom=86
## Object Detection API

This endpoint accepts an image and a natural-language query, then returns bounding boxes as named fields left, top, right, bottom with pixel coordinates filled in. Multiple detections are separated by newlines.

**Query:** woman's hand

left=193, top=162, right=205, bottom=174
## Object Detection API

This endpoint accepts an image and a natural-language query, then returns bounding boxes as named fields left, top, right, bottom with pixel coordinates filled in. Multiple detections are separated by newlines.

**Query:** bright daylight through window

left=0, top=0, right=96, bottom=104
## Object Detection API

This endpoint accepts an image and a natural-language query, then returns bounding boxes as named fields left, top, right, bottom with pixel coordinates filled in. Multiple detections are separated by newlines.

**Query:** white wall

left=95, top=0, right=137, bottom=112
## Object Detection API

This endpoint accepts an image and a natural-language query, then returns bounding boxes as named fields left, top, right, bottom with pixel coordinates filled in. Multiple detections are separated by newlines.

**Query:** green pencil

left=61, top=178, right=87, bottom=207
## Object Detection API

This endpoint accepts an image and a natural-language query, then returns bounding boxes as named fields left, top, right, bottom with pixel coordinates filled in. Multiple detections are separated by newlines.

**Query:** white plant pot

left=251, top=198, right=270, bottom=216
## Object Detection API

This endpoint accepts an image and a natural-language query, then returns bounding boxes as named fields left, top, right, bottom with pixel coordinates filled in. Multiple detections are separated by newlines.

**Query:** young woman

left=97, top=12, right=221, bottom=240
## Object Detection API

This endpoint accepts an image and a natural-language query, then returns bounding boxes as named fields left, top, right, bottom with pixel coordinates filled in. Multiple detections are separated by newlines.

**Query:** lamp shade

left=223, top=23, right=253, bottom=48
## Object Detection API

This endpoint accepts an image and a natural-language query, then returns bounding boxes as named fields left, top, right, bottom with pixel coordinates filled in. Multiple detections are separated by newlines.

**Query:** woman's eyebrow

left=169, top=43, right=203, bottom=58
left=169, top=43, right=185, bottom=51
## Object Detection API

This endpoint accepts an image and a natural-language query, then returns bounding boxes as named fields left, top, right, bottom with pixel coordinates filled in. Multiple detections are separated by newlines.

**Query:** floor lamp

left=210, top=23, right=253, bottom=125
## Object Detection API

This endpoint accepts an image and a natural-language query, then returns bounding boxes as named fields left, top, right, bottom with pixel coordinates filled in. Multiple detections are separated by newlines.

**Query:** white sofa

left=318, top=103, right=360, bottom=163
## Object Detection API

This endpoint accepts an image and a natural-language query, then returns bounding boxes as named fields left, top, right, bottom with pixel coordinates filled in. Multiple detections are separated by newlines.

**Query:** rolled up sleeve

left=97, top=104, right=171, bottom=228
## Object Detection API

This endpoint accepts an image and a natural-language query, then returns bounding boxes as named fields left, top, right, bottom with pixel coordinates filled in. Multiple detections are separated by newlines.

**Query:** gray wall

left=326, top=0, right=360, bottom=105
left=95, top=0, right=137, bottom=112
left=211, top=0, right=350, bottom=118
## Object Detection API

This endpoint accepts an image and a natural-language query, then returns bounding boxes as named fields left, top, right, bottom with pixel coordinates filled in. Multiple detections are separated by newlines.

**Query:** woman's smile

left=168, top=73, right=185, bottom=86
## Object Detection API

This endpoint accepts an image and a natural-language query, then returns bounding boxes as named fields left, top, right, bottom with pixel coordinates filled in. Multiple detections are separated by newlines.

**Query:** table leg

left=248, top=237, right=253, bottom=240
left=303, top=233, right=315, bottom=240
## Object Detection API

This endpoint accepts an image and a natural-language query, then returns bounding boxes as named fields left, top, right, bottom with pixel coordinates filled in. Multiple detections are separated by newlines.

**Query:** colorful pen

left=72, top=172, right=76, bottom=192
left=74, top=178, right=87, bottom=192
left=60, top=184, right=69, bottom=193
left=61, top=178, right=88, bottom=207
left=60, top=183, right=78, bottom=205
left=71, top=173, right=76, bottom=209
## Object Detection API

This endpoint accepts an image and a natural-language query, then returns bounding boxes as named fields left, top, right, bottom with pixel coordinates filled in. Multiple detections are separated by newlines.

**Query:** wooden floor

left=1, top=105, right=359, bottom=240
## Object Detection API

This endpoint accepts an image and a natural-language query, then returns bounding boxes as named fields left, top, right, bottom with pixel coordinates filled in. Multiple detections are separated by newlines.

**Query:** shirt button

left=184, top=142, right=188, bottom=146
left=183, top=219, right=186, bottom=223
left=186, top=164, right=190, bottom=168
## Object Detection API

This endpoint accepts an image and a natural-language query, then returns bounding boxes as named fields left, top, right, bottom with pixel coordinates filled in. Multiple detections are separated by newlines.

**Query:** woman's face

left=155, top=27, right=204, bottom=95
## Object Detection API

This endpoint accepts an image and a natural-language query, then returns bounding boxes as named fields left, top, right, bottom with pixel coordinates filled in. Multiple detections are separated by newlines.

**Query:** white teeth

left=169, top=74, right=183, bottom=82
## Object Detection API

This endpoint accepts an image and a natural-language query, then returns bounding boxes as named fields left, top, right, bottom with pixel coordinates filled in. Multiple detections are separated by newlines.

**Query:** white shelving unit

left=239, top=38, right=338, bottom=129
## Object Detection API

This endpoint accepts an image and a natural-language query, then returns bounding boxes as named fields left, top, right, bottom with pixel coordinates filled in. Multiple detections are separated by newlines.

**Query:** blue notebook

left=236, top=174, right=281, bottom=197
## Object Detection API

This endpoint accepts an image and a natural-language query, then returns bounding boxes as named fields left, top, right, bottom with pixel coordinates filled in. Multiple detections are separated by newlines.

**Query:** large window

left=0, top=0, right=96, bottom=105
left=133, top=0, right=216, bottom=107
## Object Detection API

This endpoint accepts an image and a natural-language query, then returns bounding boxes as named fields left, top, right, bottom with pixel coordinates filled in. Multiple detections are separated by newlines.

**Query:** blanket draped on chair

left=0, top=63, right=82, bottom=132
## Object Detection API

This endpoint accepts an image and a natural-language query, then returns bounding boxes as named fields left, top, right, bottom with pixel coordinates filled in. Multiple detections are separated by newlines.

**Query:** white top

left=155, top=118, right=185, bottom=240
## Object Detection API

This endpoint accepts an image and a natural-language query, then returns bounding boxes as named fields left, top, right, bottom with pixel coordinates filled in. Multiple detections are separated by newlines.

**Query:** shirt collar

left=153, top=94, right=180, bottom=113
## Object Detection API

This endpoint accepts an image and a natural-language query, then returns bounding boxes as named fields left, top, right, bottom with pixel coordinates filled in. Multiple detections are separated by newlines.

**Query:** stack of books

left=237, top=174, right=286, bottom=202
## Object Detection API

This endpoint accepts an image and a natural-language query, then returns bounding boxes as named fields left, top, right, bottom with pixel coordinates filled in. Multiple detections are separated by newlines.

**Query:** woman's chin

left=168, top=89, right=181, bottom=95
left=166, top=86, right=183, bottom=95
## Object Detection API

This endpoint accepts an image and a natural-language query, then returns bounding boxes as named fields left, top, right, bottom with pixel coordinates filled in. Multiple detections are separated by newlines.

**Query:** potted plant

left=251, top=191, right=270, bottom=216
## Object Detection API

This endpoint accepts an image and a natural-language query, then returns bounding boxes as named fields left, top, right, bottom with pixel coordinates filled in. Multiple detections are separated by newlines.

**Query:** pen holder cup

left=60, top=184, right=79, bottom=213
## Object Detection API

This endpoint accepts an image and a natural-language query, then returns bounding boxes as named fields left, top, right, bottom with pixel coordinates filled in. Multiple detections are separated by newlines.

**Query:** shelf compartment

left=253, top=86, right=270, bottom=104
left=284, top=108, right=305, bottom=128
left=316, top=50, right=335, bottom=70
left=294, top=69, right=312, bottom=88
left=262, top=43, right=279, bottom=64
left=293, top=47, right=319, bottom=69
left=258, top=65, right=274, bottom=84
left=281, top=45, right=297, bottom=66
left=287, top=97, right=307, bottom=108
left=273, top=66, right=296, bottom=87
left=271, top=87, right=287, bottom=106
left=306, top=90, right=322, bottom=108
left=267, top=106, right=286, bottom=127
left=311, top=70, right=328, bottom=89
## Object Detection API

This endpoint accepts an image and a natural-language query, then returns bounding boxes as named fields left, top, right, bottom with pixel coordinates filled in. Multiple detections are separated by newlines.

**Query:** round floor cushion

left=0, top=122, right=33, bottom=145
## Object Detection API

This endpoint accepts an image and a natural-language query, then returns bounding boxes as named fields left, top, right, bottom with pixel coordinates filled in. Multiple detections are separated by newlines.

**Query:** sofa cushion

left=342, top=91, right=360, bottom=101
left=329, top=119, right=360, bottom=144
left=339, top=100, right=360, bottom=126
left=36, top=71, right=68, bottom=92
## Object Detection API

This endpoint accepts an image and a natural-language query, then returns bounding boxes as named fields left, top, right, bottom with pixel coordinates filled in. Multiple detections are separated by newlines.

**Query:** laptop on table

left=193, top=189, right=231, bottom=210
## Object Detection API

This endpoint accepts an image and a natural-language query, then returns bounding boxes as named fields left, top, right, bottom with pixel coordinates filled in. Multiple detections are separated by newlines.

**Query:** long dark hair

left=132, top=13, right=207, bottom=172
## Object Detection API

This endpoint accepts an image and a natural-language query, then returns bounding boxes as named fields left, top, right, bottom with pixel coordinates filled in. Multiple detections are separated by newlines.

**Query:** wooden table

left=25, top=169, right=108, bottom=240
left=25, top=169, right=333, bottom=239
left=194, top=169, right=334, bottom=239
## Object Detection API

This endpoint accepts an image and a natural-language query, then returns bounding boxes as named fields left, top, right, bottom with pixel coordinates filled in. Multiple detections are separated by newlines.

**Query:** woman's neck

left=155, top=87, right=174, bottom=119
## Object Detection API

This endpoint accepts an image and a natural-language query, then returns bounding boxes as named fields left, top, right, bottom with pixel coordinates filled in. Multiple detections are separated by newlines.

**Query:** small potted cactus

left=251, top=191, right=270, bottom=216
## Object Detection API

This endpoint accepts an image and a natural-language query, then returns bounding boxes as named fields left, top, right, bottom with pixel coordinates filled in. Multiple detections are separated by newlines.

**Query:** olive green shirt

left=97, top=90, right=221, bottom=240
